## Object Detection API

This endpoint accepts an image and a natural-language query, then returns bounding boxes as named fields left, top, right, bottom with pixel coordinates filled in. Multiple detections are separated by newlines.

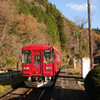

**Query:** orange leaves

left=18, top=14, right=39, bottom=38
left=94, top=33, right=100, bottom=41
left=0, top=0, right=16, bottom=25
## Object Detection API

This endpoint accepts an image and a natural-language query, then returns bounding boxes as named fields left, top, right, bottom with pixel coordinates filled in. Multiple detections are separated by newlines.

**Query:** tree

left=73, top=17, right=89, bottom=56
left=74, top=16, right=88, bottom=28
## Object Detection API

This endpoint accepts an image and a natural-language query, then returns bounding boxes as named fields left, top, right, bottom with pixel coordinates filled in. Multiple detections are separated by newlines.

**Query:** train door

left=32, top=50, right=42, bottom=76
left=43, top=49, right=54, bottom=76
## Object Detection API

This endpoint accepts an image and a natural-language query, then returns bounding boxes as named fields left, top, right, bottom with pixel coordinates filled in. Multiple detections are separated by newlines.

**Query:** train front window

left=22, top=50, right=31, bottom=63
left=44, top=49, right=54, bottom=63
left=34, top=54, right=40, bottom=64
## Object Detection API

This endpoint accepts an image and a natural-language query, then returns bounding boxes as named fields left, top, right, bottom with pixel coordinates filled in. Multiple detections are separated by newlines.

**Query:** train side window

left=22, top=50, right=31, bottom=64
left=34, top=54, right=40, bottom=64
left=44, top=49, right=54, bottom=63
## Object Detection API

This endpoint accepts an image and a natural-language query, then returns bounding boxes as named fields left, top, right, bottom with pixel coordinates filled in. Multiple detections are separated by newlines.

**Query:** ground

left=0, top=66, right=90, bottom=100
left=50, top=66, right=89, bottom=100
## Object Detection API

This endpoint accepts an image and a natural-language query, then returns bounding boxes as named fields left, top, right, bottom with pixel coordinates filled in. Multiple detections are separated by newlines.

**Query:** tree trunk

left=88, top=0, right=94, bottom=69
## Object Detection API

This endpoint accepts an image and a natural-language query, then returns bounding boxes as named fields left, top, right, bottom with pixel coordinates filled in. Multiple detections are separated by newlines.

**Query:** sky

left=48, top=0, right=100, bottom=29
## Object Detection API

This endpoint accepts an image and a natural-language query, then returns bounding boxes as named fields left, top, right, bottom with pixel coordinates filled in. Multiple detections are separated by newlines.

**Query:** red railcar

left=22, top=44, right=61, bottom=87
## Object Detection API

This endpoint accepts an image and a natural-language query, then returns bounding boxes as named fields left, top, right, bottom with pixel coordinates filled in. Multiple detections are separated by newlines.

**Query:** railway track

left=38, top=88, right=46, bottom=100
left=0, top=67, right=60, bottom=100
left=0, top=86, right=33, bottom=100
left=0, top=86, right=47, bottom=100
left=19, top=88, right=33, bottom=100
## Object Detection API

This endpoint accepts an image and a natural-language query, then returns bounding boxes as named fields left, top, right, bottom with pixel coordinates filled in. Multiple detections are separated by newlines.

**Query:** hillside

left=0, top=0, right=94, bottom=69
left=93, top=28, right=100, bottom=56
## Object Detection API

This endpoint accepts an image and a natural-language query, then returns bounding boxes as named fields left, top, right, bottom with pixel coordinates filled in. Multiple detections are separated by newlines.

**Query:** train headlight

left=45, top=67, right=52, bottom=70
left=23, top=67, right=29, bottom=70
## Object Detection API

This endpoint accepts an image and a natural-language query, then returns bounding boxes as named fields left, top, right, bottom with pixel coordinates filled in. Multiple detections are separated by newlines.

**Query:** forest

left=0, top=0, right=100, bottom=69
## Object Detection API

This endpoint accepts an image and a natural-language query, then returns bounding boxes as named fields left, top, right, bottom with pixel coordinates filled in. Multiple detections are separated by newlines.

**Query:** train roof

left=22, top=44, right=53, bottom=50
left=22, top=44, right=60, bottom=54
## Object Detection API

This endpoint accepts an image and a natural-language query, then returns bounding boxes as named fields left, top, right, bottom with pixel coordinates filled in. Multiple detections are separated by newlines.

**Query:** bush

left=6, top=58, right=15, bottom=66
left=69, top=58, right=74, bottom=67
left=84, top=67, right=100, bottom=100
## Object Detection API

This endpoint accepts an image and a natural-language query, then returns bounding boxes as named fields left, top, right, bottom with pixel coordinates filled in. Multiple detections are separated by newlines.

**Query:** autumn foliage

left=0, top=0, right=99, bottom=69
left=18, top=14, right=39, bottom=39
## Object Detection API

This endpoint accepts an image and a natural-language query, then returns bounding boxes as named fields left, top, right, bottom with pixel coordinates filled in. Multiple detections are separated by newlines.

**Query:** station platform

left=50, top=66, right=89, bottom=100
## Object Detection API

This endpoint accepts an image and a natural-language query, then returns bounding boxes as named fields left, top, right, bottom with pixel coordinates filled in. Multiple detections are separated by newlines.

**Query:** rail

left=0, top=86, right=46, bottom=100
left=0, top=86, right=31, bottom=100
left=38, top=88, right=46, bottom=100
left=0, top=71, right=22, bottom=81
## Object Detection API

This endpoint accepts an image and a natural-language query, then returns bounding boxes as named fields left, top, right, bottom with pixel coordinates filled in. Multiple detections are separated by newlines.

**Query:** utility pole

left=88, top=0, right=94, bottom=69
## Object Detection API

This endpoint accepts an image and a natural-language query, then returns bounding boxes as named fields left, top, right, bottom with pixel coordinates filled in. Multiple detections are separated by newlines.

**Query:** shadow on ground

left=50, top=86, right=90, bottom=100
left=58, top=75, right=83, bottom=80
left=6, top=86, right=90, bottom=100
left=0, top=73, right=24, bottom=99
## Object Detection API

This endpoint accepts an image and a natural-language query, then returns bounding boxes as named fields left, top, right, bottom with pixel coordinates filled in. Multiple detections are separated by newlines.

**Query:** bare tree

left=74, top=16, right=88, bottom=28
left=73, top=17, right=88, bottom=54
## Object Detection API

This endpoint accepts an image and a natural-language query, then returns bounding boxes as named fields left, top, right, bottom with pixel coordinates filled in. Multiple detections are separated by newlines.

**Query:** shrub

left=84, top=66, right=100, bottom=100
left=6, top=58, right=15, bottom=66
left=69, top=58, right=74, bottom=67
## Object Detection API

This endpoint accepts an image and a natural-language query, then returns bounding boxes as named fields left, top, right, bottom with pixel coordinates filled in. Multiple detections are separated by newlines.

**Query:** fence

left=0, top=72, right=22, bottom=81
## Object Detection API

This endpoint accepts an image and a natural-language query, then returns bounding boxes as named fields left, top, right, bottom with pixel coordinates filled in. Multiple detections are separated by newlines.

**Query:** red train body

left=22, top=44, right=61, bottom=87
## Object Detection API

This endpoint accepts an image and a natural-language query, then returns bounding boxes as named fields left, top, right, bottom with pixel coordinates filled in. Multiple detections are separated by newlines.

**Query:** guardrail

left=0, top=72, right=22, bottom=81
